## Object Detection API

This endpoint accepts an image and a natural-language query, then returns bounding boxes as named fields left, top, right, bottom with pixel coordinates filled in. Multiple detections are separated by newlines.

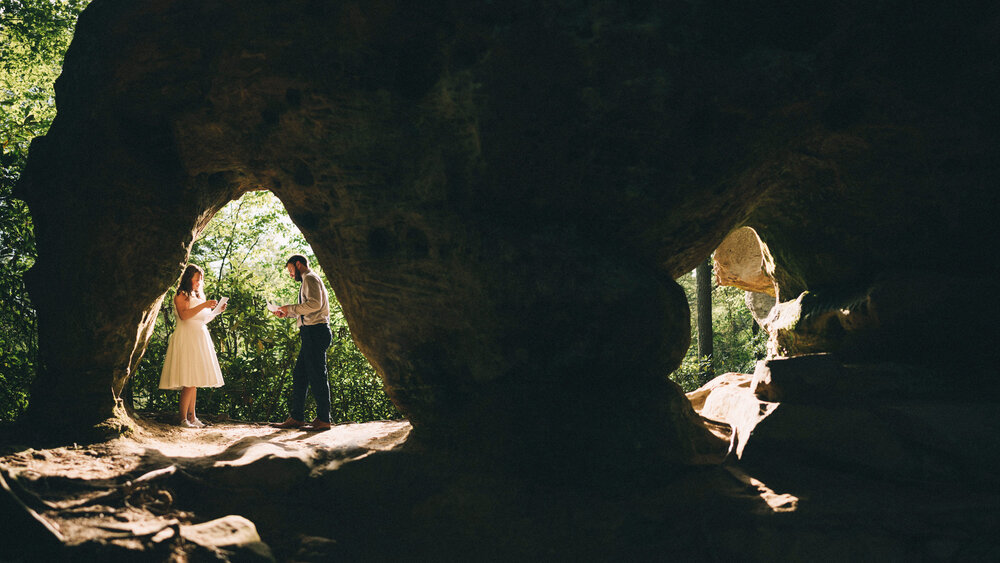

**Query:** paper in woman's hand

left=209, top=297, right=228, bottom=319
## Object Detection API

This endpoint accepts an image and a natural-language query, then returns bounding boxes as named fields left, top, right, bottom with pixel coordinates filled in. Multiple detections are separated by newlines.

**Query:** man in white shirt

left=270, top=254, right=333, bottom=431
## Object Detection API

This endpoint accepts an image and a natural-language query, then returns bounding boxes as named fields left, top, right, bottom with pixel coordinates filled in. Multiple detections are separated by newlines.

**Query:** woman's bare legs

left=179, top=387, right=196, bottom=423
left=189, top=387, right=198, bottom=423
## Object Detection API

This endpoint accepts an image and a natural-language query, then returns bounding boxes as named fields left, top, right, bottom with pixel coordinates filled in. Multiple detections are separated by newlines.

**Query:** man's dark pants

left=290, top=323, right=332, bottom=423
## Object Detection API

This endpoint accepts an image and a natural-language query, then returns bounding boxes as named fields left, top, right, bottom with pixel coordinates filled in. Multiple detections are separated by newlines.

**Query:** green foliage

left=669, top=355, right=714, bottom=394
left=0, top=181, right=35, bottom=420
left=669, top=265, right=767, bottom=392
left=0, top=0, right=90, bottom=421
left=131, top=191, right=400, bottom=423
left=711, top=283, right=767, bottom=376
left=1, top=0, right=90, bottom=154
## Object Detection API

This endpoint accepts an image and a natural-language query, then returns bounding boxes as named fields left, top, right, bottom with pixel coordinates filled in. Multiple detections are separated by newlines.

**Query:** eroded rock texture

left=15, top=0, right=1000, bottom=476
left=713, top=227, right=776, bottom=297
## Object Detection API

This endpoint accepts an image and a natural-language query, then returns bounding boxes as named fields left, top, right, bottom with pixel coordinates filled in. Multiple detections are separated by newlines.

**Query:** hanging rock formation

left=713, top=227, right=775, bottom=297
left=15, top=0, right=1000, bottom=479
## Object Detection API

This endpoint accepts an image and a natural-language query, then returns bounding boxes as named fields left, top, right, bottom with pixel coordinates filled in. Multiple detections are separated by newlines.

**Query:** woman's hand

left=175, top=294, right=212, bottom=321
left=203, top=299, right=219, bottom=310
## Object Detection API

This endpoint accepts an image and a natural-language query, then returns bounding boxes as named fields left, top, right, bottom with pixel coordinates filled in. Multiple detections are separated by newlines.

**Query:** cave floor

left=2, top=414, right=999, bottom=561
left=0, top=416, right=411, bottom=560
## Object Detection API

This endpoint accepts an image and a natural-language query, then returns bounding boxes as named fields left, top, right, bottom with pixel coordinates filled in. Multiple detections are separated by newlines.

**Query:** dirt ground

left=0, top=414, right=411, bottom=560
left=6, top=388, right=1000, bottom=561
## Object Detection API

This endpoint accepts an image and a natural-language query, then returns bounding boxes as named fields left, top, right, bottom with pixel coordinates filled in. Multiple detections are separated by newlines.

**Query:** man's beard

left=295, top=269, right=303, bottom=282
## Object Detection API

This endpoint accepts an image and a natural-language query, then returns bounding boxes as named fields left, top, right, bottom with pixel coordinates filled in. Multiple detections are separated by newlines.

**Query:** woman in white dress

left=159, top=264, right=226, bottom=427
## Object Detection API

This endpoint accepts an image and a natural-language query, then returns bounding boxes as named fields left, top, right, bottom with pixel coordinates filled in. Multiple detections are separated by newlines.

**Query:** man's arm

left=283, top=274, right=324, bottom=316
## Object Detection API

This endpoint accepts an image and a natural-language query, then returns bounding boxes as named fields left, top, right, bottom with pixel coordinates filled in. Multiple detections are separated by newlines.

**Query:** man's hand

left=276, top=305, right=291, bottom=318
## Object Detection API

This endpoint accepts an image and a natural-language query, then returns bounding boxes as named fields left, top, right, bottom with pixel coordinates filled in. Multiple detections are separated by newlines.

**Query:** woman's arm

left=175, top=294, right=217, bottom=321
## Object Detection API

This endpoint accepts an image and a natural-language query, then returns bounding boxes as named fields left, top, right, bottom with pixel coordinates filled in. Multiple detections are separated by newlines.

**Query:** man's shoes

left=270, top=418, right=305, bottom=429
left=301, top=419, right=332, bottom=431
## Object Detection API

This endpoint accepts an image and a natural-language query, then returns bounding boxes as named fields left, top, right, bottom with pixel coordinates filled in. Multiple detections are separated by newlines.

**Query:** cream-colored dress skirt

left=159, top=303, right=224, bottom=390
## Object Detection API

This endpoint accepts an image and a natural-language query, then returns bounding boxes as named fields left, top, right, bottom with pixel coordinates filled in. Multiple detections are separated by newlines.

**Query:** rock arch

left=16, top=0, right=1000, bottom=477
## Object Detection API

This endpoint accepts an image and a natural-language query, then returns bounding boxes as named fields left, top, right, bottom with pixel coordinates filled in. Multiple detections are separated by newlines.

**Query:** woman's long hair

left=177, top=264, right=205, bottom=299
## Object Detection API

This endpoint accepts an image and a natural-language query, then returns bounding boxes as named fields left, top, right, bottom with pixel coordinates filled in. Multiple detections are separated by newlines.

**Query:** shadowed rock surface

left=3, top=413, right=999, bottom=560
left=9, top=0, right=1000, bottom=558
left=19, top=0, right=999, bottom=455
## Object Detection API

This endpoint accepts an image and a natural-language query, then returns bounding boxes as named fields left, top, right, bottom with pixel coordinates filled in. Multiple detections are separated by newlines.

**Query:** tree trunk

left=696, top=258, right=714, bottom=376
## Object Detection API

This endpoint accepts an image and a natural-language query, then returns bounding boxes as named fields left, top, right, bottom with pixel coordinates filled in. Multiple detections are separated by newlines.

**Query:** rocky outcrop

left=713, top=227, right=775, bottom=296
left=749, top=270, right=997, bottom=362
left=715, top=226, right=998, bottom=364
left=744, top=290, right=776, bottom=327
left=6, top=408, right=999, bottom=560
left=690, top=355, right=1000, bottom=485
left=15, top=0, right=1000, bottom=481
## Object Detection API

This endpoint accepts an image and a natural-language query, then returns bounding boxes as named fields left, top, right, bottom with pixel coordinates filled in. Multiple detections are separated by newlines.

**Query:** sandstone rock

left=748, top=391, right=909, bottom=476
left=713, top=227, right=776, bottom=296
left=292, top=535, right=339, bottom=561
left=179, top=515, right=274, bottom=561
left=752, top=354, right=957, bottom=404
left=686, top=372, right=778, bottom=459
left=751, top=353, right=845, bottom=403
left=0, top=469, right=65, bottom=559
left=759, top=271, right=999, bottom=363
left=14, top=1, right=1000, bottom=478
left=709, top=355, right=1000, bottom=483
left=744, top=290, right=776, bottom=327
left=4, top=417, right=1000, bottom=560
left=202, top=442, right=316, bottom=493
left=684, top=355, right=1000, bottom=485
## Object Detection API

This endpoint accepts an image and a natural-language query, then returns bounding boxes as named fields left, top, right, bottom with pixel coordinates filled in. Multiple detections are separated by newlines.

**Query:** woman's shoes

left=191, top=418, right=206, bottom=428
left=180, top=419, right=196, bottom=428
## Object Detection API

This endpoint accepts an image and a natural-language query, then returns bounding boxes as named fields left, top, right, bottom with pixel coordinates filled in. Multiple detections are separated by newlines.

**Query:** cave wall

left=16, top=0, right=1000, bottom=469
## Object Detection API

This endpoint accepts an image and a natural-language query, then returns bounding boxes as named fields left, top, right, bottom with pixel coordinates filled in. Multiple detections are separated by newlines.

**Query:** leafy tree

left=710, top=283, right=767, bottom=379
left=670, top=258, right=767, bottom=393
left=0, top=0, right=90, bottom=421
left=1, top=0, right=90, bottom=158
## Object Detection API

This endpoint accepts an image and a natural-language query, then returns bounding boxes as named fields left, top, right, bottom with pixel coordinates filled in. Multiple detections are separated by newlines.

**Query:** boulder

left=744, top=290, right=777, bottom=328
left=713, top=227, right=776, bottom=296
left=686, top=372, right=778, bottom=459
left=686, top=356, right=1000, bottom=484
left=180, top=515, right=274, bottom=561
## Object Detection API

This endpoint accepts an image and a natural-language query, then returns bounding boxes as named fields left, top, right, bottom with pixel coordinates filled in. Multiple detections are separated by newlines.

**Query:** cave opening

left=123, top=189, right=397, bottom=428
left=671, top=227, right=775, bottom=393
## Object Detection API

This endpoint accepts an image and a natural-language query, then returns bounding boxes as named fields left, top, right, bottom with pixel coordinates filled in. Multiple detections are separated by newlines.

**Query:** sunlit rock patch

left=0, top=418, right=409, bottom=560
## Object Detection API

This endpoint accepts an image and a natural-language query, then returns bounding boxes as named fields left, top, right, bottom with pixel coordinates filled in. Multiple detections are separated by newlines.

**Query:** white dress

left=159, top=297, right=225, bottom=390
